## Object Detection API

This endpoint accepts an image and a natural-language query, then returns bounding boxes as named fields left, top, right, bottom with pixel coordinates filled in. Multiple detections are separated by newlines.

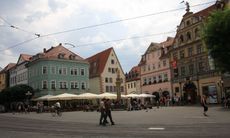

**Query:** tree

left=0, top=84, right=34, bottom=104
left=202, top=8, right=230, bottom=72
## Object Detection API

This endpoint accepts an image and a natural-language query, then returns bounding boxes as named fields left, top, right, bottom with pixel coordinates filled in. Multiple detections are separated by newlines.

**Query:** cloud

left=0, top=0, right=215, bottom=72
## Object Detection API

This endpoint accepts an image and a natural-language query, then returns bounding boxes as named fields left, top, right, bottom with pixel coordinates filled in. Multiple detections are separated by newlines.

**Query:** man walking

left=105, top=99, right=115, bottom=125
left=201, top=95, right=208, bottom=116
left=99, top=98, right=106, bottom=126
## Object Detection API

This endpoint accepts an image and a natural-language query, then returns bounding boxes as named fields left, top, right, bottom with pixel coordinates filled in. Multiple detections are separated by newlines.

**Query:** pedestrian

left=201, top=95, right=208, bottom=116
left=105, top=99, right=115, bottom=125
left=99, top=98, right=106, bottom=126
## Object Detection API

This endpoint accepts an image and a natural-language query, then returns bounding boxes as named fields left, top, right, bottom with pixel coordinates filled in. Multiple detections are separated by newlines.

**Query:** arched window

left=194, top=28, right=200, bottom=39
left=180, top=35, right=184, bottom=43
left=186, top=32, right=191, bottom=41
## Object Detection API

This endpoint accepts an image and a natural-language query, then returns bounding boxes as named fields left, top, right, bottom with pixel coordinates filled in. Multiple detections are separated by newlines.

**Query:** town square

left=0, top=0, right=230, bottom=137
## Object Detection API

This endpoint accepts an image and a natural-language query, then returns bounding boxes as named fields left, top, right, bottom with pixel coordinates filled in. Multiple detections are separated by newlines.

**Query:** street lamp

left=217, top=79, right=224, bottom=98
left=25, top=91, right=32, bottom=104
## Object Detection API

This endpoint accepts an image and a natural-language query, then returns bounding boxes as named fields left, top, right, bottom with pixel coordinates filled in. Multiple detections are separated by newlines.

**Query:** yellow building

left=168, top=3, right=224, bottom=104
left=0, top=63, right=16, bottom=92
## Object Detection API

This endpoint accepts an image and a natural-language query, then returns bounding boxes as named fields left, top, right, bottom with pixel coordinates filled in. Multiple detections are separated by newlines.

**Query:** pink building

left=139, top=37, right=174, bottom=97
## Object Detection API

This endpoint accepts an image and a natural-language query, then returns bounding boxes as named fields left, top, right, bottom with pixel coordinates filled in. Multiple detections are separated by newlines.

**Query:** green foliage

left=0, top=84, right=34, bottom=104
left=202, top=8, right=230, bottom=72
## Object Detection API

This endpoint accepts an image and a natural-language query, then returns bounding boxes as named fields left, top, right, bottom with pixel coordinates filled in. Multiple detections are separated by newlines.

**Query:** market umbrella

left=32, top=94, right=54, bottom=101
left=49, top=93, right=78, bottom=101
left=139, top=93, right=156, bottom=98
left=77, top=93, right=99, bottom=99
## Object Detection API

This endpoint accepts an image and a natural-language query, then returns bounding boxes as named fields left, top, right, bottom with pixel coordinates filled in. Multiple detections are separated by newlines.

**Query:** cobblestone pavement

left=0, top=106, right=230, bottom=138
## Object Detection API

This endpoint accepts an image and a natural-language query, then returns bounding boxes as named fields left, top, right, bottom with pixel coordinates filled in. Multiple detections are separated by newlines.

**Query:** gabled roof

left=0, top=63, right=16, bottom=73
left=17, top=54, right=32, bottom=65
left=42, top=44, right=84, bottom=60
left=160, top=37, right=174, bottom=48
left=86, top=47, right=113, bottom=78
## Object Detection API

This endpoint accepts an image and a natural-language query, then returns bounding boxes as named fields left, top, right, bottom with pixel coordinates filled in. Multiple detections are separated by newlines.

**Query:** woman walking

left=201, top=95, right=208, bottom=116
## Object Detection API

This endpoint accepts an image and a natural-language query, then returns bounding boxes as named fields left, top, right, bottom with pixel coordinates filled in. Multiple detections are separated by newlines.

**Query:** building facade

left=0, top=63, right=16, bottom=91
left=87, top=47, right=126, bottom=94
left=168, top=3, right=223, bottom=104
left=27, top=44, right=89, bottom=97
left=125, top=66, right=141, bottom=94
left=9, top=54, right=32, bottom=87
left=139, top=37, right=174, bottom=96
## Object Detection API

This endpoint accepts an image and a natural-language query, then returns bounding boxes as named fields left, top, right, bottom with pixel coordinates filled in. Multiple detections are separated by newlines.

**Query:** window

left=186, top=20, right=190, bottom=26
left=42, top=66, right=47, bottom=74
left=189, top=64, right=194, bottom=75
left=81, top=82, right=85, bottom=89
left=128, top=84, right=130, bottom=89
left=112, top=68, right=116, bottom=74
left=51, top=66, right=56, bottom=74
left=180, top=50, right=185, bottom=59
left=134, top=82, right=136, bottom=88
left=194, top=28, right=200, bottom=38
left=158, top=62, right=161, bottom=68
left=198, top=62, right=205, bottom=72
left=106, top=86, right=109, bottom=92
left=153, top=76, right=157, bottom=83
left=181, top=66, right=185, bottom=76
left=197, top=45, right=203, bottom=54
left=143, top=78, right=147, bottom=85
left=163, top=60, right=167, bottom=67
left=63, top=68, right=67, bottom=75
left=59, top=68, right=62, bottom=74
left=71, top=81, right=78, bottom=89
left=59, top=81, right=67, bottom=89
left=180, top=35, right=184, bottom=43
left=108, top=68, right=111, bottom=72
left=105, top=78, right=108, bottom=83
left=158, top=75, right=162, bottom=83
left=186, top=32, right=191, bottom=41
left=131, top=83, right=133, bottom=88
left=148, top=65, right=151, bottom=71
left=164, top=73, right=168, bottom=82
left=175, top=87, right=179, bottom=92
left=188, top=47, right=193, bottom=56
left=51, top=80, right=56, bottom=89
left=111, top=59, right=115, bottom=64
left=152, top=64, right=155, bottom=70
left=110, top=86, right=113, bottom=92
left=109, top=78, right=113, bottom=83
left=42, top=80, right=48, bottom=89
left=80, top=68, right=85, bottom=76
left=173, top=52, right=178, bottom=60
left=148, top=78, right=152, bottom=85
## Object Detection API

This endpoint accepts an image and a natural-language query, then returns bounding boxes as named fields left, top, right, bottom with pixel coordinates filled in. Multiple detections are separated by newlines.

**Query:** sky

left=0, top=0, right=215, bottom=73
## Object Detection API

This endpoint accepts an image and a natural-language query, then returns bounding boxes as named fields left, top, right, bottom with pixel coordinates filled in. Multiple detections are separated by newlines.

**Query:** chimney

left=43, top=48, right=46, bottom=53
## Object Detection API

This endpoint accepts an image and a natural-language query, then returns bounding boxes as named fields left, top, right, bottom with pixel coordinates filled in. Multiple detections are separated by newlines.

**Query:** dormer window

left=69, top=55, right=76, bottom=60
left=58, top=53, right=65, bottom=59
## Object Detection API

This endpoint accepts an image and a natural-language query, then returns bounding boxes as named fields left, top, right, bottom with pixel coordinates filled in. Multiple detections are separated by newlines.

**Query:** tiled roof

left=43, top=44, right=84, bottom=60
left=193, top=4, right=216, bottom=18
left=160, top=37, right=174, bottom=48
left=86, top=47, right=113, bottom=78
left=21, top=54, right=32, bottom=61
left=0, top=63, right=16, bottom=73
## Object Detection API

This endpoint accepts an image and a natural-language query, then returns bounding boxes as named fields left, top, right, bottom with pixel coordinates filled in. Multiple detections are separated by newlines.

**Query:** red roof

left=0, top=63, right=16, bottom=73
left=86, top=47, right=113, bottom=78
left=21, top=54, right=32, bottom=61
left=193, top=4, right=216, bottom=18
left=43, top=44, right=84, bottom=60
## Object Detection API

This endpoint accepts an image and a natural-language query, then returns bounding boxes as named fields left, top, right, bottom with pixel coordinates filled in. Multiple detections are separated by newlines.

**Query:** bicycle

left=50, top=106, right=62, bottom=117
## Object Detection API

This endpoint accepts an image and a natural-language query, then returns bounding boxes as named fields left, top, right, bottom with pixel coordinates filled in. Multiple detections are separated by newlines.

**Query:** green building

left=27, top=44, right=89, bottom=97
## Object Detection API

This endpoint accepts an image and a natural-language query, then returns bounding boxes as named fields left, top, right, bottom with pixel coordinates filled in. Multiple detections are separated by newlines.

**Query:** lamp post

left=218, top=79, right=224, bottom=99
left=25, top=91, right=32, bottom=104
left=116, top=69, right=122, bottom=103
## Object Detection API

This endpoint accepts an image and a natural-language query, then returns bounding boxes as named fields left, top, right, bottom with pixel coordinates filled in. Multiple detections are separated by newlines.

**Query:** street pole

left=116, top=69, right=122, bottom=103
